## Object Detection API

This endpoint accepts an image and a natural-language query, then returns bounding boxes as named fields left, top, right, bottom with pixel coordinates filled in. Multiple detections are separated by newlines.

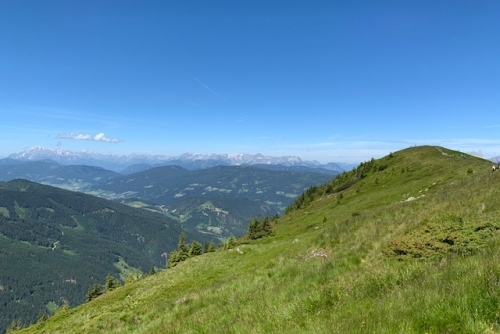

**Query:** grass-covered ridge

left=15, top=146, right=500, bottom=333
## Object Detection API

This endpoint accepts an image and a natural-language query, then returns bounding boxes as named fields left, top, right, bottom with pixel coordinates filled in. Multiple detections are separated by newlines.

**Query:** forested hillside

left=0, top=159, right=120, bottom=189
left=0, top=160, right=335, bottom=239
left=90, top=165, right=334, bottom=237
left=0, top=180, right=215, bottom=333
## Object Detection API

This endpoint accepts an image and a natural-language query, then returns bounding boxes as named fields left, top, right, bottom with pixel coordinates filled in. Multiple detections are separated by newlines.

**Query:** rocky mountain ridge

left=6, top=147, right=355, bottom=173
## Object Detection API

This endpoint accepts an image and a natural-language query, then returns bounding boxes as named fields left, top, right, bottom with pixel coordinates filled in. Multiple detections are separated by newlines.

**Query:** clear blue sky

left=1, top=1, right=499, bottom=163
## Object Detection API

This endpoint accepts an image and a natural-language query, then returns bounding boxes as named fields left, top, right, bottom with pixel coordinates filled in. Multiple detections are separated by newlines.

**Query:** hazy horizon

left=1, top=2, right=499, bottom=163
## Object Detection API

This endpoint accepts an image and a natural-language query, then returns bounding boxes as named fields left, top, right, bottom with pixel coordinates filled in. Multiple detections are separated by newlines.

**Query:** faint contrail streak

left=189, top=74, right=222, bottom=98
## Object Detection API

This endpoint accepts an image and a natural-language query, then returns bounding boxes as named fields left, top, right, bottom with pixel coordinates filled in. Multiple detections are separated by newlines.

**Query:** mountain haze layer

left=7, top=147, right=351, bottom=173
left=0, top=159, right=120, bottom=190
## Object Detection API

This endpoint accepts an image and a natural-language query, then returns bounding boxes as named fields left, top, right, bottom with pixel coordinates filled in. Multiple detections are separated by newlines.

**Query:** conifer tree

left=189, top=240, right=203, bottom=256
left=224, top=235, right=236, bottom=250
left=247, top=216, right=274, bottom=239
left=247, top=217, right=260, bottom=239
left=105, top=274, right=120, bottom=292
left=168, top=234, right=206, bottom=268
left=86, top=283, right=103, bottom=301
left=177, top=232, right=189, bottom=261
left=204, top=241, right=216, bottom=253
left=167, top=250, right=181, bottom=268
left=261, top=217, right=273, bottom=236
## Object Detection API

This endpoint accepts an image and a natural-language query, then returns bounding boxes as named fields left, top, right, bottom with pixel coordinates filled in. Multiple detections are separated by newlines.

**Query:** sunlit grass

left=16, top=146, right=500, bottom=333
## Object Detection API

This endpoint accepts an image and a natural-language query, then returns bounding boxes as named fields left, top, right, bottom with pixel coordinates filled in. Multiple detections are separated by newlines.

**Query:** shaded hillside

left=94, top=165, right=332, bottom=204
left=0, top=180, right=215, bottom=333
left=90, top=165, right=334, bottom=237
left=13, top=146, right=500, bottom=333
left=0, top=159, right=120, bottom=191
left=224, top=163, right=339, bottom=176
left=155, top=196, right=268, bottom=238
left=0, top=160, right=334, bottom=239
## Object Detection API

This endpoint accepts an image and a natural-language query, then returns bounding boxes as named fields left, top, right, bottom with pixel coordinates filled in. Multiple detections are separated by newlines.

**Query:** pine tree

left=167, top=250, right=181, bottom=268
left=189, top=240, right=203, bottom=256
left=105, top=274, right=120, bottom=292
left=247, top=217, right=260, bottom=239
left=224, top=235, right=236, bottom=250
left=148, top=266, right=156, bottom=275
left=86, top=283, right=103, bottom=301
left=261, top=217, right=273, bottom=237
left=247, top=216, right=273, bottom=239
left=177, top=232, right=189, bottom=261
left=168, top=234, right=205, bottom=268
left=204, top=241, right=216, bottom=253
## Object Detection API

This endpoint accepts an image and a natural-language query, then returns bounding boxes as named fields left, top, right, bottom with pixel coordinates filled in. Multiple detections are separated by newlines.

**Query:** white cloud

left=58, top=132, right=121, bottom=143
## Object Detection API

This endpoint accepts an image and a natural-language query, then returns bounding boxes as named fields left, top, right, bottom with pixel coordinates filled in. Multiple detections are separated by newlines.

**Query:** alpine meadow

left=2, top=2, right=500, bottom=333
left=10, top=146, right=500, bottom=334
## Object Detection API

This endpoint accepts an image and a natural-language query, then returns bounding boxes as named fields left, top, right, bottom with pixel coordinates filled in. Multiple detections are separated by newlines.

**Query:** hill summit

left=13, top=146, right=500, bottom=334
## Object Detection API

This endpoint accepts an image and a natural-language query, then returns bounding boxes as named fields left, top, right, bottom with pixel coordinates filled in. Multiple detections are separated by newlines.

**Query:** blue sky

left=1, top=1, right=499, bottom=163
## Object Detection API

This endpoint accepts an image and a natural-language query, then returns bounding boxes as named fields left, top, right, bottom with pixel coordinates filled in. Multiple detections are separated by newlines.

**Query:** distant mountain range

left=1, top=148, right=343, bottom=238
left=0, top=158, right=120, bottom=188
left=90, top=164, right=336, bottom=237
left=7, top=147, right=357, bottom=173
left=0, top=157, right=335, bottom=238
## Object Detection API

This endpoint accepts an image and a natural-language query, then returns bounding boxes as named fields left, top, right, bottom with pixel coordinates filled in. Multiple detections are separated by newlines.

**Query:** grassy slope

left=16, top=146, right=500, bottom=334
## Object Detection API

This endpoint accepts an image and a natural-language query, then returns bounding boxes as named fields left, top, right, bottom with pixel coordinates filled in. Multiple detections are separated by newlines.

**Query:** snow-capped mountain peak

left=6, top=147, right=351, bottom=173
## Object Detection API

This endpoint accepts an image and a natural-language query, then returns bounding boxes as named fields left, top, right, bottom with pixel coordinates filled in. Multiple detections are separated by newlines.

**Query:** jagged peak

left=7, top=147, right=348, bottom=172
